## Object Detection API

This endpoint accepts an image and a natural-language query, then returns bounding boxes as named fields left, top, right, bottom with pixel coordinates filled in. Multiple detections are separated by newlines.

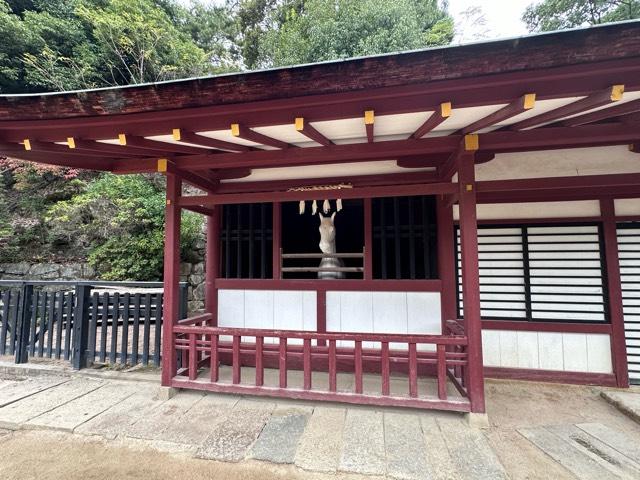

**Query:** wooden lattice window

left=220, top=203, right=273, bottom=279
left=372, top=196, right=438, bottom=280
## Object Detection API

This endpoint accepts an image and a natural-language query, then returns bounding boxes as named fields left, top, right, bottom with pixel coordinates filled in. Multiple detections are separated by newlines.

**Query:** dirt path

left=0, top=429, right=367, bottom=480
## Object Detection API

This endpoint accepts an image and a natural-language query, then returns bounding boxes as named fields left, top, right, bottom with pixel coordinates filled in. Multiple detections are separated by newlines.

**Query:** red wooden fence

left=171, top=320, right=470, bottom=412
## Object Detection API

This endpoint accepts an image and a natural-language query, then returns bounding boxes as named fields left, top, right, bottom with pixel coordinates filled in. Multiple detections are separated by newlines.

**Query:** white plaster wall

left=326, top=291, right=442, bottom=350
left=482, top=330, right=612, bottom=373
left=218, top=289, right=316, bottom=344
left=474, top=146, right=640, bottom=181
left=454, top=200, right=600, bottom=220
left=615, top=198, right=640, bottom=216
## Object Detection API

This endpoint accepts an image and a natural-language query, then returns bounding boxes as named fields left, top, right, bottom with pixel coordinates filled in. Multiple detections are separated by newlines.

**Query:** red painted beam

left=210, top=168, right=252, bottom=180
left=183, top=204, right=217, bottom=216
left=173, top=129, right=251, bottom=152
left=508, top=85, right=624, bottom=130
left=0, top=149, right=114, bottom=171
left=476, top=172, right=640, bottom=193
left=120, top=134, right=212, bottom=155
left=231, top=123, right=291, bottom=149
left=560, top=98, right=640, bottom=127
left=396, top=154, right=447, bottom=168
left=179, top=181, right=458, bottom=207
left=158, top=159, right=219, bottom=194
left=214, top=171, right=440, bottom=194
left=460, top=93, right=535, bottom=134
left=295, top=118, right=333, bottom=146
left=411, top=103, right=451, bottom=139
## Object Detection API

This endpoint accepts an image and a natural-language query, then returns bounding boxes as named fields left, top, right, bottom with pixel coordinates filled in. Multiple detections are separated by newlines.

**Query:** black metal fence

left=0, top=280, right=187, bottom=369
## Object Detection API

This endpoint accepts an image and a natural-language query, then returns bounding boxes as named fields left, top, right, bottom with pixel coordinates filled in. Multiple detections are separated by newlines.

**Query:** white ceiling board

left=426, top=104, right=508, bottom=135
left=224, top=160, right=434, bottom=183
left=311, top=117, right=365, bottom=141
left=146, top=134, right=212, bottom=150
left=475, top=145, right=640, bottom=181
left=252, top=123, right=320, bottom=146
left=374, top=111, right=433, bottom=137
left=197, top=129, right=269, bottom=149
left=476, top=97, right=585, bottom=133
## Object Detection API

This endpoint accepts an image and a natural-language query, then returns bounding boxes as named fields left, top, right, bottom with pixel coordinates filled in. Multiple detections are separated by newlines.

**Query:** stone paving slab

left=577, top=422, right=640, bottom=463
left=339, top=409, right=386, bottom=475
left=519, top=426, right=622, bottom=480
left=439, top=416, right=508, bottom=480
left=250, top=412, right=309, bottom=464
left=24, top=382, right=138, bottom=432
left=196, top=399, right=275, bottom=462
left=124, top=390, right=204, bottom=440
left=0, top=376, right=68, bottom=408
left=0, top=378, right=103, bottom=429
left=545, top=424, right=640, bottom=479
left=75, top=387, right=166, bottom=439
left=601, top=390, right=640, bottom=424
left=420, top=416, right=460, bottom=480
left=385, top=412, right=432, bottom=480
left=294, top=406, right=345, bottom=473
left=153, top=393, right=239, bottom=446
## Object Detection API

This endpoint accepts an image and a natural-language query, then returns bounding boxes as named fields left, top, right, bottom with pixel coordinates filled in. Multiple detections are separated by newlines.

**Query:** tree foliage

left=46, top=174, right=202, bottom=280
left=523, top=0, right=640, bottom=32
left=236, top=0, right=454, bottom=69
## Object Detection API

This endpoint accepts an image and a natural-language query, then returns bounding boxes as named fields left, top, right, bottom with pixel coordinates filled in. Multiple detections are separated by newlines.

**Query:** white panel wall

left=326, top=291, right=441, bottom=349
left=615, top=198, right=640, bottom=216
left=218, top=289, right=317, bottom=344
left=482, top=330, right=612, bottom=373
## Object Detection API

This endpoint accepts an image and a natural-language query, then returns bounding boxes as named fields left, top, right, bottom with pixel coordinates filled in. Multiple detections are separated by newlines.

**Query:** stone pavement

left=1, top=372, right=640, bottom=479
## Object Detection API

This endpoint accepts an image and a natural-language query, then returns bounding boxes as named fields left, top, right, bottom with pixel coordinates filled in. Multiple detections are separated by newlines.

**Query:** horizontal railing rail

left=171, top=324, right=470, bottom=411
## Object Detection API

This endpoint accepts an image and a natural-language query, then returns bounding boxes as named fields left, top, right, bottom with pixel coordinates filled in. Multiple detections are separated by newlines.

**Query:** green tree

left=236, top=0, right=453, bottom=69
left=46, top=174, right=202, bottom=281
left=523, top=0, right=640, bottom=32
left=75, top=0, right=208, bottom=85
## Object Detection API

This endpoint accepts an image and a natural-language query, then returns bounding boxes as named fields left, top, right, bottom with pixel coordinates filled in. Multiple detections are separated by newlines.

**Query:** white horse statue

left=318, top=212, right=344, bottom=279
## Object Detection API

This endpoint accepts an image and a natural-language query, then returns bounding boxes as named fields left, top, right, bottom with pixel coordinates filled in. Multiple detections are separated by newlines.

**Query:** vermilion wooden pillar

left=437, top=196, right=456, bottom=329
left=600, top=198, right=629, bottom=388
left=161, top=173, right=182, bottom=387
left=457, top=148, right=486, bottom=413
left=205, top=207, right=220, bottom=326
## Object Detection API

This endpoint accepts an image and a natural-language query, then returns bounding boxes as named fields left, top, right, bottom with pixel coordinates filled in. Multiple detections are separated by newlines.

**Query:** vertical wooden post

left=161, top=173, right=182, bottom=387
left=437, top=196, right=456, bottom=330
left=600, top=198, right=629, bottom=388
left=457, top=141, right=485, bottom=413
left=205, top=207, right=220, bottom=326
left=364, top=198, right=373, bottom=280
left=272, top=202, right=282, bottom=279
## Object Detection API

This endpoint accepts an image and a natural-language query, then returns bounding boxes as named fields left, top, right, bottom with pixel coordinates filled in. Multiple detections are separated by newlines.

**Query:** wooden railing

left=280, top=249, right=365, bottom=276
left=171, top=324, right=471, bottom=411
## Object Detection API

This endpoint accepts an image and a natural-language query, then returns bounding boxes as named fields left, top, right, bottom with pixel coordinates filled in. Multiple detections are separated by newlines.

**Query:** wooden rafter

left=508, top=85, right=624, bottom=130
left=21, top=139, right=115, bottom=158
left=172, top=129, right=251, bottom=152
left=119, top=133, right=212, bottom=155
left=68, top=138, right=157, bottom=158
left=460, top=94, right=535, bottom=134
left=157, top=159, right=218, bottom=194
left=364, top=110, right=374, bottom=143
left=411, top=102, right=452, bottom=139
left=231, top=123, right=290, bottom=149
left=560, top=98, right=640, bottom=127
left=109, top=122, right=640, bottom=174
left=295, top=118, right=333, bottom=146
left=396, top=154, right=448, bottom=168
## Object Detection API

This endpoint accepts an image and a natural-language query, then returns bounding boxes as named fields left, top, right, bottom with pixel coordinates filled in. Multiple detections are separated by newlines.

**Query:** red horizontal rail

left=177, top=312, right=212, bottom=325
left=213, top=278, right=442, bottom=292
left=173, top=325, right=467, bottom=346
